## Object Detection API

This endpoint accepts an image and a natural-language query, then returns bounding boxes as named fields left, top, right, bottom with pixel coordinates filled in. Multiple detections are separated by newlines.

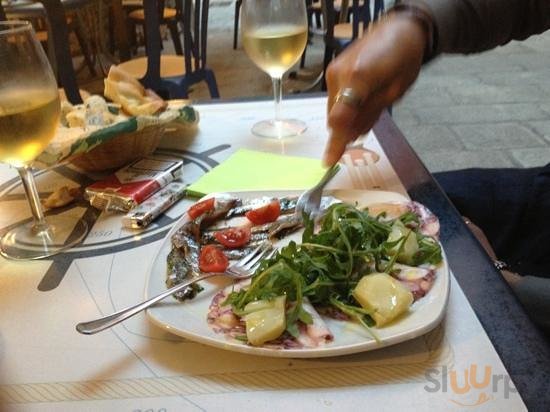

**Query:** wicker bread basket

left=70, top=125, right=165, bottom=172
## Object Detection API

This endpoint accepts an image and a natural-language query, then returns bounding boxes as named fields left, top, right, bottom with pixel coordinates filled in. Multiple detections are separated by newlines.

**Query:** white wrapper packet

left=122, top=181, right=188, bottom=229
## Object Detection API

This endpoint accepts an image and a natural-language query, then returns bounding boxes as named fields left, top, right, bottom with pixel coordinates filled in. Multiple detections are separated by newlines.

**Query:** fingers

left=322, top=14, right=427, bottom=166
left=323, top=55, right=371, bottom=166
left=323, top=89, right=388, bottom=167
left=324, top=53, right=393, bottom=166
left=326, top=40, right=374, bottom=112
left=323, top=39, right=396, bottom=166
left=323, top=131, right=348, bottom=167
left=323, top=78, right=414, bottom=167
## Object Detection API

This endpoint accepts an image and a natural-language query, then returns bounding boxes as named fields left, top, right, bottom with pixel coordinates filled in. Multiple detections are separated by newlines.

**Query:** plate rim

left=145, top=189, right=450, bottom=358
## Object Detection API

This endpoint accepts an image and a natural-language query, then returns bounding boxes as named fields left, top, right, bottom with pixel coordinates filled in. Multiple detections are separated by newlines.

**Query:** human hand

left=323, top=13, right=429, bottom=166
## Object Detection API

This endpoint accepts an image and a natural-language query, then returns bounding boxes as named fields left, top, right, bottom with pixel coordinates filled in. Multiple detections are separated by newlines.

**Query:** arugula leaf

left=413, top=235, right=443, bottom=265
left=225, top=202, right=442, bottom=344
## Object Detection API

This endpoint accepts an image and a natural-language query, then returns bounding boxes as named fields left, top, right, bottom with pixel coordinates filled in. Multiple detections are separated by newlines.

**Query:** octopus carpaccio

left=167, top=195, right=442, bottom=349
left=207, top=285, right=333, bottom=350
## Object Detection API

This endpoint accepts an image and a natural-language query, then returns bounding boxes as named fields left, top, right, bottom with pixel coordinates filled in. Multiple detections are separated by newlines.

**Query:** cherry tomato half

left=214, top=226, right=251, bottom=249
left=245, top=200, right=281, bottom=225
left=188, top=197, right=215, bottom=220
left=199, top=245, right=229, bottom=272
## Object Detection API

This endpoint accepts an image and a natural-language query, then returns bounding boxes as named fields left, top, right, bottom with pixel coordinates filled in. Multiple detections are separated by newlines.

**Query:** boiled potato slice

left=353, top=273, right=413, bottom=327
left=387, top=220, right=419, bottom=265
left=245, top=295, right=286, bottom=346
left=243, top=299, right=275, bottom=313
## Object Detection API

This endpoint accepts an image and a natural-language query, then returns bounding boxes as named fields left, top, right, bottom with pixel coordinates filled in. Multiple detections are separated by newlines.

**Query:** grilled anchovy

left=172, top=221, right=200, bottom=272
left=165, top=247, right=203, bottom=301
left=267, top=214, right=302, bottom=238
left=198, top=197, right=238, bottom=228
left=168, top=220, right=204, bottom=301
left=222, top=243, right=271, bottom=260
left=167, top=197, right=239, bottom=301
left=201, top=231, right=270, bottom=244
left=201, top=214, right=303, bottom=248
left=225, top=196, right=298, bottom=219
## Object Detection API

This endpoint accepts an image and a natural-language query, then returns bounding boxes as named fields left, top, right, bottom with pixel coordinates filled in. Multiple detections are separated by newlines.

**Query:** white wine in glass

left=0, top=89, right=60, bottom=166
left=242, top=0, right=308, bottom=139
left=0, top=21, right=88, bottom=260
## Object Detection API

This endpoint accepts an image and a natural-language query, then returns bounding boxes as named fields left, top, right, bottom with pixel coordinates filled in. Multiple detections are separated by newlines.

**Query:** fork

left=295, top=164, right=340, bottom=218
left=76, top=243, right=275, bottom=335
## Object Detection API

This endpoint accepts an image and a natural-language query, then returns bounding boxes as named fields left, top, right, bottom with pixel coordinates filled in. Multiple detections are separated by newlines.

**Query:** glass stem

left=272, top=76, right=283, bottom=122
left=17, top=166, right=48, bottom=233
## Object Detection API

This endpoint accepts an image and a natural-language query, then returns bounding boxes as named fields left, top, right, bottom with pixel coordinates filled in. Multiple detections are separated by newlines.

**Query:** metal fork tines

left=228, top=242, right=275, bottom=276
left=76, top=242, right=275, bottom=335
left=295, top=164, right=340, bottom=217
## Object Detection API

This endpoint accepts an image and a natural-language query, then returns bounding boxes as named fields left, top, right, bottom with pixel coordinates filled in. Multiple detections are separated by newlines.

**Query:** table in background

left=0, top=96, right=548, bottom=411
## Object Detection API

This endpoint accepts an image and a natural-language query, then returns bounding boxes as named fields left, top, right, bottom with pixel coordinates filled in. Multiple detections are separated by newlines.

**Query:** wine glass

left=0, top=21, right=88, bottom=260
left=241, top=0, right=308, bottom=139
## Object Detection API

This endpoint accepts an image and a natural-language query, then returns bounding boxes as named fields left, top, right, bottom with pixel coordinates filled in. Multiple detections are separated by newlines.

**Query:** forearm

left=399, top=0, right=550, bottom=55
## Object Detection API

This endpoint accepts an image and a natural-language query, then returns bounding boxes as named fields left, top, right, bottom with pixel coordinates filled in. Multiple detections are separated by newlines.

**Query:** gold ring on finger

left=335, top=87, right=364, bottom=109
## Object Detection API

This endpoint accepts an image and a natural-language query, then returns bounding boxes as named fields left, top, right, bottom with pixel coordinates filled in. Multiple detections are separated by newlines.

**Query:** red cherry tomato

left=199, top=245, right=229, bottom=273
left=245, top=200, right=281, bottom=225
left=214, top=226, right=251, bottom=248
left=188, top=197, right=215, bottom=220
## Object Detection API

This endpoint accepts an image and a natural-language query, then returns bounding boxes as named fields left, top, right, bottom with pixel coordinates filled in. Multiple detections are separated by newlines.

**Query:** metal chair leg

left=39, top=0, right=82, bottom=104
left=300, top=46, right=307, bottom=69
left=72, top=17, right=96, bottom=76
left=233, top=0, right=242, bottom=49
left=168, top=20, right=183, bottom=55
left=374, top=0, right=384, bottom=19
left=205, top=69, right=220, bottom=98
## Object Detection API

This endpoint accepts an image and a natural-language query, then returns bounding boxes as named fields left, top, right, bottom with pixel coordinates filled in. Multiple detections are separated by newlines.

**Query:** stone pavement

left=395, top=34, right=550, bottom=172
left=203, top=1, right=550, bottom=173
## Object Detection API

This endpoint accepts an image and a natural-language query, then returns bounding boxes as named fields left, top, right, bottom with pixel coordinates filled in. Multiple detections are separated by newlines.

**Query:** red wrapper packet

left=85, top=155, right=183, bottom=212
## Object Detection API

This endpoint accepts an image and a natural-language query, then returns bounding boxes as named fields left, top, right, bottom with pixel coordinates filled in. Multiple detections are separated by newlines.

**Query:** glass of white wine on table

left=0, top=21, right=88, bottom=260
left=241, top=0, right=308, bottom=138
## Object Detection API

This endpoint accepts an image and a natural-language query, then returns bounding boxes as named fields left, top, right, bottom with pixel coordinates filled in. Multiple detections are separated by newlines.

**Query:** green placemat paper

left=186, top=149, right=326, bottom=197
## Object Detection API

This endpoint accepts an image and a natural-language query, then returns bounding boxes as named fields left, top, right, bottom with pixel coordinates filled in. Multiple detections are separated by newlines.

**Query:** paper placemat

left=0, top=97, right=525, bottom=411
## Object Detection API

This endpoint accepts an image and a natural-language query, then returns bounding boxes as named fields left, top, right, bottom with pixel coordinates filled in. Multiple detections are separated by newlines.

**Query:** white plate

left=146, top=190, right=450, bottom=358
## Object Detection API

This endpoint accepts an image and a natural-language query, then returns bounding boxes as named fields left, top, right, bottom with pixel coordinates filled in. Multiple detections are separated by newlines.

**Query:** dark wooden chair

left=39, top=0, right=83, bottom=103
left=38, top=12, right=96, bottom=77
left=351, top=0, right=384, bottom=38
left=116, top=0, right=219, bottom=99
left=233, top=0, right=241, bottom=49
left=300, top=0, right=343, bottom=69
left=321, top=0, right=385, bottom=89
left=127, top=0, right=184, bottom=55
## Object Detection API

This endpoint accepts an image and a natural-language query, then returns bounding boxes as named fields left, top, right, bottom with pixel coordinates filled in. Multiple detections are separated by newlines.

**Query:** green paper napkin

left=186, top=149, right=327, bottom=197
